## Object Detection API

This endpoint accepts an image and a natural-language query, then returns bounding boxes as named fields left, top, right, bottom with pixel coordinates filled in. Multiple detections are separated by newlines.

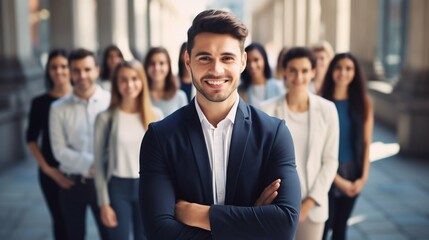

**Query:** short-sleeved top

left=152, top=89, right=188, bottom=117
left=26, top=93, right=60, bottom=167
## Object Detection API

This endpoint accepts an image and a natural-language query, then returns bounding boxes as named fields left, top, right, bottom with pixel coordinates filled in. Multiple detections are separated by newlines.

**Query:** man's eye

left=223, top=56, right=234, bottom=62
left=198, top=57, right=211, bottom=63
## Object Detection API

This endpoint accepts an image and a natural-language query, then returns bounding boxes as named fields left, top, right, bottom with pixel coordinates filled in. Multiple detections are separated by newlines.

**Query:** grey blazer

left=94, top=108, right=119, bottom=206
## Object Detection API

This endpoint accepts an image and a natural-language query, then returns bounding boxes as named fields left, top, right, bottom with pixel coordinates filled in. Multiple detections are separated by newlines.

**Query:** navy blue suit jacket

left=139, top=99, right=301, bottom=240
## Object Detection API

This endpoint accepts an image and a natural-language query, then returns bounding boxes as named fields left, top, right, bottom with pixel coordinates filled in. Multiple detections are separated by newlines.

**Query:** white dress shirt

left=50, top=85, right=111, bottom=176
left=195, top=94, right=239, bottom=205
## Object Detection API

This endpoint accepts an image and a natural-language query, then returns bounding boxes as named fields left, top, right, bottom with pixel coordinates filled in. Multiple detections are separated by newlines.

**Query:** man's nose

left=210, top=60, right=224, bottom=75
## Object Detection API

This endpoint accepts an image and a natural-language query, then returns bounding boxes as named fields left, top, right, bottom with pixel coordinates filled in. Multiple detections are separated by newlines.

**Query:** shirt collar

left=71, top=84, right=104, bottom=104
left=195, top=92, right=239, bottom=127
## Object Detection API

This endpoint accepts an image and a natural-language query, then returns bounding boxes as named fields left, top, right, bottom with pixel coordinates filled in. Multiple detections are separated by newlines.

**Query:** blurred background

left=1, top=0, right=428, bottom=168
left=0, top=1, right=429, bottom=239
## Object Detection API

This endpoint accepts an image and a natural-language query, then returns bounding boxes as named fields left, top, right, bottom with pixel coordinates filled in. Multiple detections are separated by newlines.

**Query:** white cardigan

left=259, top=93, right=339, bottom=223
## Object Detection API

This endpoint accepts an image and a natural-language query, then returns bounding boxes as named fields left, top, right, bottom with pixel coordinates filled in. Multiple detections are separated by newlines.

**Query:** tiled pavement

left=1, top=121, right=428, bottom=240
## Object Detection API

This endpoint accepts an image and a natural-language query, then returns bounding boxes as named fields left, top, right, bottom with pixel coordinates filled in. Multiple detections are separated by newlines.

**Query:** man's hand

left=44, top=166, right=74, bottom=189
left=254, top=179, right=281, bottom=206
left=175, top=200, right=211, bottom=231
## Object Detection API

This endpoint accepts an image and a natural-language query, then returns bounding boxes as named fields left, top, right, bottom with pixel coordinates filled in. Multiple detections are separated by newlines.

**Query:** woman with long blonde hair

left=94, top=60, right=162, bottom=240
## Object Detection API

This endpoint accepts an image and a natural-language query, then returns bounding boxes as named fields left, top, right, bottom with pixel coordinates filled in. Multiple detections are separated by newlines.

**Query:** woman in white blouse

left=260, top=47, right=339, bottom=240
left=94, top=60, right=162, bottom=240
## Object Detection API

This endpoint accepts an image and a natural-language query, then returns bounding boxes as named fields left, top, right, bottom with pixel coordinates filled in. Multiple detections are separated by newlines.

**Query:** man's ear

left=185, top=50, right=191, bottom=71
left=240, top=51, right=247, bottom=73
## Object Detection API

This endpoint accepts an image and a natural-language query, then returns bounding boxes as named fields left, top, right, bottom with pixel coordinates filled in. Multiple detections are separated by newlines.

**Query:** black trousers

left=59, top=177, right=109, bottom=240
left=39, top=169, right=69, bottom=240
left=322, top=191, right=358, bottom=240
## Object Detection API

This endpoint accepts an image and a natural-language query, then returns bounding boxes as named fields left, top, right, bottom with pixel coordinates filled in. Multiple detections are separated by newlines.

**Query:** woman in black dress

left=26, top=49, right=73, bottom=240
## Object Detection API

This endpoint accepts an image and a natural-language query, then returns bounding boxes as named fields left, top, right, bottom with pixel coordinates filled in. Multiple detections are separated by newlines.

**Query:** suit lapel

left=185, top=101, right=214, bottom=204
left=225, top=100, right=251, bottom=204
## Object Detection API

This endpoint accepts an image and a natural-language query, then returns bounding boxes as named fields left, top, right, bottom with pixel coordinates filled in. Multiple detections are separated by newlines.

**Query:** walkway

left=0, top=121, right=428, bottom=239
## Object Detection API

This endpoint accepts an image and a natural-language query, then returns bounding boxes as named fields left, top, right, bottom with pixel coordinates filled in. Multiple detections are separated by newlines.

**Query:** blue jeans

left=108, top=176, right=146, bottom=240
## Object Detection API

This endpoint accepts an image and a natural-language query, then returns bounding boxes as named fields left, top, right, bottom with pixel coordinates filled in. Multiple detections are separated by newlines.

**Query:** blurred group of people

left=238, top=41, right=373, bottom=240
left=26, top=19, right=373, bottom=239
left=249, top=42, right=373, bottom=240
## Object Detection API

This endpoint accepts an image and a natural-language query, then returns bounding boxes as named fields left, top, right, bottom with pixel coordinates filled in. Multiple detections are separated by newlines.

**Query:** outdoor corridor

left=1, top=121, right=429, bottom=240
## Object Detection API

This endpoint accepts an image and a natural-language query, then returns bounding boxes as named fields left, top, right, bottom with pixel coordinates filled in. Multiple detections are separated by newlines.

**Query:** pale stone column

left=349, top=0, right=379, bottom=79
left=50, top=0, right=97, bottom=50
left=306, top=0, right=321, bottom=45
left=282, top=0, right=310, bottom=47
left=97, top=0, right=133, bottom=59
left=128, top=0, right=149, bottom=60
left=394, top=0, right=429, bottom=157
left=273, top=0, right=284, bottom=49
left=282, top=0, right=294, bottom=47
left=0, top=0, right=43, bottom=168
left=148, top=0, right=161, bottom=47
left=320, top=0, right=351, bottom=52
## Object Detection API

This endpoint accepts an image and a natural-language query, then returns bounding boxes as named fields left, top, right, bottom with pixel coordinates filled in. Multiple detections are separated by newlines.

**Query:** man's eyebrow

left=195, top=52, right=211, bottom=57
left=194, top=52, right=238, bottom=57
left=220, top=52, right=238, bottom=58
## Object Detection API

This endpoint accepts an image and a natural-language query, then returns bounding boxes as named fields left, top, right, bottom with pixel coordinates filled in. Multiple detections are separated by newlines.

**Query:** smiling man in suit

left=139, top=9, right=301, bottom=240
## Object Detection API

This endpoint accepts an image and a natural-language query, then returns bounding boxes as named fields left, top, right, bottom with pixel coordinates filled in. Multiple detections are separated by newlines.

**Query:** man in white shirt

left=50, top=48, right=110, bottom=240
left=139, top=9, right=301, bottom=240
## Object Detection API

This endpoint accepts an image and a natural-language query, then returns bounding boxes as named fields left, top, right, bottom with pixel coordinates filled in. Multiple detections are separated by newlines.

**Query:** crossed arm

left=175, top=179, right=282, bottom=230
left=139, top=122, right=301, bottom=240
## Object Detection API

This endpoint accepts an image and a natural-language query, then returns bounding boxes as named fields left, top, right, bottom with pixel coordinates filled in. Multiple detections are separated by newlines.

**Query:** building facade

left=0, top=0, right=428, bottom=168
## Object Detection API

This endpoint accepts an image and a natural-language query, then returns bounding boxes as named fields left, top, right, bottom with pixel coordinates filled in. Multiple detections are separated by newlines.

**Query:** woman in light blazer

left=94, top=60, right=162, bottom=240
left=259, top=47, right=339, bottom=240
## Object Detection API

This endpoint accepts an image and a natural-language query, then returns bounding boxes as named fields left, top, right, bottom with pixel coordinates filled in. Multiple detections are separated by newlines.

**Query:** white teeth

left=207, top=80, right=224, bottom=85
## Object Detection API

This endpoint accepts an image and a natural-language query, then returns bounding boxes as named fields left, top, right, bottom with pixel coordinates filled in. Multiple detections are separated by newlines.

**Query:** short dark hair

left=282, top=47, right=317, bottom=69
left=187, top=9, right=248, bottom=54
left=68, top=48, right=97, bottom=66
left=45, top=49, right=69, bottom=90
